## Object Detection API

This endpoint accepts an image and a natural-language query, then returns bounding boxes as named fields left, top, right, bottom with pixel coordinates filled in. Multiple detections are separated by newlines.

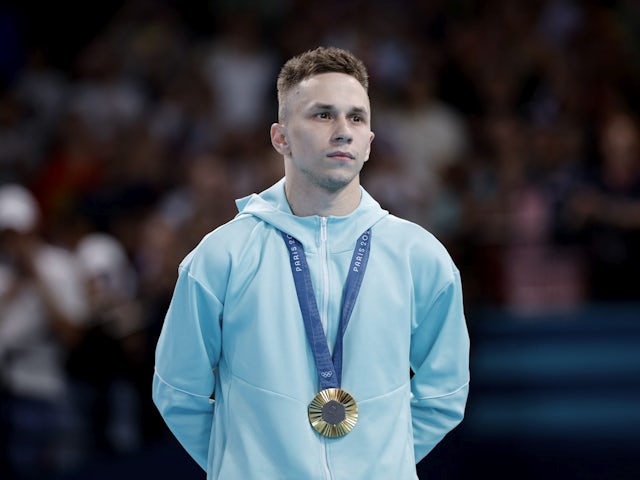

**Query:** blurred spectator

left=374, top=63, right=470, bottom=230
left=0, top=89, right=39, bottom=184
left=29, top=110, right=106, bottom=242
left=147, top=56, right=221, bottom=157
left=562, top=109, right=640, bottom=301
left=65, top=232, right=146, bottom=467
left=463, top=113, right=587, bottom=312
left=0, top=183, right=88, bottom=478
left=157, top=149, right=236, bottom=248
left=11, top=47, right=70, bottom=169
left=200, top=9, right=278, bottom=136
left=361, top=135, right=425, bottom=225
left=89, top=122, right=169, bottom=240
left=68, top=35, right=147, bottom=151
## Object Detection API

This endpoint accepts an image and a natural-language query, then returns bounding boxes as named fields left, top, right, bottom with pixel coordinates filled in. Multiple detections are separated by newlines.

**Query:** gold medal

left=308, top=388, right=358, bottom=437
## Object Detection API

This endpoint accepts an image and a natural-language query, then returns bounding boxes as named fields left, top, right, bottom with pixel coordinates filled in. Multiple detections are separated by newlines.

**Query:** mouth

left=327, top=151, right=355, bottom=160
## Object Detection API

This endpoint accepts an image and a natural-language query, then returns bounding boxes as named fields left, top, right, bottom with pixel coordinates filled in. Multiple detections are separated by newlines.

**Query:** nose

left=331, top=116, right=353, bottom=144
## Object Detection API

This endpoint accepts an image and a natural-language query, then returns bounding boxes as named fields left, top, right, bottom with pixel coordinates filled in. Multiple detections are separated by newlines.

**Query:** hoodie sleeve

left=410, top=265, right=470, bottom=463
left=152, top=262, right=223, bottom=471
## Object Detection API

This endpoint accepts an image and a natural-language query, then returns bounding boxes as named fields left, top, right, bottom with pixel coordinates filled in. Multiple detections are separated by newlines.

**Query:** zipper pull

left=320, top=217, right=327, bottom=243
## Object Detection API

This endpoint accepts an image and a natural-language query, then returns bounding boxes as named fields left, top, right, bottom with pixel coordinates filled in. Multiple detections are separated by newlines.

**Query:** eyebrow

left=312, top=103, right=370, bottom=117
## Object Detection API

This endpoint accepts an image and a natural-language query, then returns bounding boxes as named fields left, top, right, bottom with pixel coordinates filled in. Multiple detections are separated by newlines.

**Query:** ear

left=364, top=131, right=375, bottom=162
left=270, top=123, right=290, bottom=156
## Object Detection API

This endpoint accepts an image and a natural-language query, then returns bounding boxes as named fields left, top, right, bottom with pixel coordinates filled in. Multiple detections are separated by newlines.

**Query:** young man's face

left=273, top=72, right=374, bottom=193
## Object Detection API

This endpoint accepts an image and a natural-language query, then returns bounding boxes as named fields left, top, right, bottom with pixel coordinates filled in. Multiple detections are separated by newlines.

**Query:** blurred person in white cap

left=0, top=183, right=89, bottom=478
left=66, top=232, right=147, bottom=460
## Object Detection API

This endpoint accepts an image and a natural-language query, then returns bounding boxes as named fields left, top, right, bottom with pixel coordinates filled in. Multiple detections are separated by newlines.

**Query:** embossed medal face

left=308, top=388, right=358, bottom=437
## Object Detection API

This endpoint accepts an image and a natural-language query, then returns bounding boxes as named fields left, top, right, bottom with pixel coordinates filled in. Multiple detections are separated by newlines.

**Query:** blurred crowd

left=0, top=0, right=639, bottom=478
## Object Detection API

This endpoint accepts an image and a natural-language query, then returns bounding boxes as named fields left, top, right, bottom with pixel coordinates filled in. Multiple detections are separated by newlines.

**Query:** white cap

left=76, top=232, right=137, bottom=298
left=0, top=184, right=40, bottom=233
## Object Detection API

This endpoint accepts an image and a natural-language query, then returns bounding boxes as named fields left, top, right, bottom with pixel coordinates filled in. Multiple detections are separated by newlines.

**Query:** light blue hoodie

left=153, top=178, right=470, bottom=479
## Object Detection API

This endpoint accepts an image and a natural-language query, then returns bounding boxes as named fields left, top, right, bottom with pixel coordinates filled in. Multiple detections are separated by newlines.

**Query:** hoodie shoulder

left=236, top=177, right=290, bottom=216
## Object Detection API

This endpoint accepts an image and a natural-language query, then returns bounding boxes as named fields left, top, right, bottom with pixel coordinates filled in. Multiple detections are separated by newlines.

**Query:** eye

left=315, top=111, right=331, bottom=119
left=352, top=115, right=362, bottom=123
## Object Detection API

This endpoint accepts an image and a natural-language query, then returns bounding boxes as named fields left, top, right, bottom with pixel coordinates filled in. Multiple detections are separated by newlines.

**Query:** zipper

left=319, top=217, right=332, bottom=480
left=319, top=217, right=330, bottom=336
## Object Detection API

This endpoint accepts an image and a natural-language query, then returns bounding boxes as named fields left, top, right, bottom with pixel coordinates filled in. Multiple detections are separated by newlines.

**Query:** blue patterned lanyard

left=281, top=228, right=371, bottom=390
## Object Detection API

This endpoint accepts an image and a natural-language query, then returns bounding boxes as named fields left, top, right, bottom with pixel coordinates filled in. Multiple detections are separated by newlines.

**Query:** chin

left=319, top=174, right=358, bottom=192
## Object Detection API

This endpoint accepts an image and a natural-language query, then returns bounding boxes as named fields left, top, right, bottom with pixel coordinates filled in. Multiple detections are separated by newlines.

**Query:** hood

left=235, top=178, right=388, bottom=250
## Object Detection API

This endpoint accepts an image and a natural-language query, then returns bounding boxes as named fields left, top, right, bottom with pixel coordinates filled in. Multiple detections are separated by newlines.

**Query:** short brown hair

left=276, top=46, right=369, bottom=121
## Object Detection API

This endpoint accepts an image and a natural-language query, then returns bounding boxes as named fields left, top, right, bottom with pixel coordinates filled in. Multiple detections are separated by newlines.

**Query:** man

left=153, top=46, right=470, bottom=479
left=0, top=183, right=88, bottom=477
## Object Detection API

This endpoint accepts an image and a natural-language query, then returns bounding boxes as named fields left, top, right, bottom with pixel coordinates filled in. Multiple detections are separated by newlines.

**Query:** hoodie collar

left=235, top=178, right=388, bottom=252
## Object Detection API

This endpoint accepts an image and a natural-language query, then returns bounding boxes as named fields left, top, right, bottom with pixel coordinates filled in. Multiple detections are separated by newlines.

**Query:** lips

left=327, top=151, right=355, bottom=159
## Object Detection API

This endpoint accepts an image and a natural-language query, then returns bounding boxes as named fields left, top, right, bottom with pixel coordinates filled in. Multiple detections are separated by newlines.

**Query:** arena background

left=1, top=1, right=639, bottom=479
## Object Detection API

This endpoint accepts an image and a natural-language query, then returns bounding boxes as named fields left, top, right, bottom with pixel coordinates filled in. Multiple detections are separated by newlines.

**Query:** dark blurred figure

left=64, top=232, right=147, bottom=467
left=562, top=109, right=640, bottom=301
left=0, top=183, right=88, bottom=479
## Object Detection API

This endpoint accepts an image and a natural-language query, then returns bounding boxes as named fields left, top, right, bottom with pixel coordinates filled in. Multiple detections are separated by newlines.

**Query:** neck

left=285, top=181, right=361, bottom=217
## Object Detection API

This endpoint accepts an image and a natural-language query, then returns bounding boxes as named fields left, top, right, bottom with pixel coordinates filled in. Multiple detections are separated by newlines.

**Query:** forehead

left=287, top=72, right=370, bottom=112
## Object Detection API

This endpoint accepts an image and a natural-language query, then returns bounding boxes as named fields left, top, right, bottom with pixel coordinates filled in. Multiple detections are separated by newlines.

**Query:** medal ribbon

left=281, top=228, right=371, bottom=390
